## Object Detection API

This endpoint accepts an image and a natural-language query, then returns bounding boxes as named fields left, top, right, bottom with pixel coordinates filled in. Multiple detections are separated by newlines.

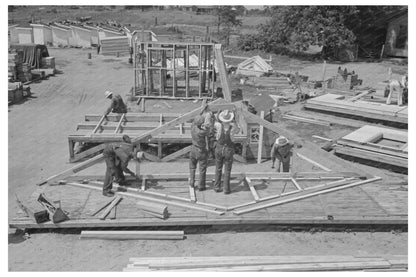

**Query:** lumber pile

left=9, top=50, right=33, bottom=83
left=8, top=82, right=31, bottom=105
left=137, top=200, right=169, bottom=219
left=124, top=255, right=407, bottom=271
left=244, top=76, right=293, bottom=89
left=100, top=36, right=130, bottom=56
left=80, top=230, right=184, bottom=240
left=17, top=63, right=32, bottom=83
left=41, top=57, right=56, bottom=70
left=327, top=67, right=362, bottom=90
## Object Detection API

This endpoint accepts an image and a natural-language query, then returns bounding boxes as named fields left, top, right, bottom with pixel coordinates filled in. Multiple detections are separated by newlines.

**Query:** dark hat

left=122, top=135, right=132, bottom=144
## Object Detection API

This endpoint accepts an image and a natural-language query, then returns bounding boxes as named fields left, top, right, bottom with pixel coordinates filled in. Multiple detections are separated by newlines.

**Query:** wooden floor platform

left=304, top=94, right=408, bottom=124
left=334, top=125, right=408, bottom=168
left=10, top=170, right=408, bottom=230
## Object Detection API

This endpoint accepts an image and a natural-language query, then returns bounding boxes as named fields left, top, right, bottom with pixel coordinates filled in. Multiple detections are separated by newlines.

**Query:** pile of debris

left=8, top=82, right=31, bottom=105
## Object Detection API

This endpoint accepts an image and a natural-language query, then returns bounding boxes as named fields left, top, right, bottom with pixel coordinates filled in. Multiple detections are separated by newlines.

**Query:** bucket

left=87, top=53, right=92, bottom=59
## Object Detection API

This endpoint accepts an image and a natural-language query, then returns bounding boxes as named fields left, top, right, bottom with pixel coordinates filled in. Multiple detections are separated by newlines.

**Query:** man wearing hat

left=213, top=110, right=240, bottom=194
left=271, top=136, right=294, bottom=172
left=189, top=115, right=210, bottom=191
left=104, top=90, right=128, bottom=116
left=102, top=135, right=141, bottom=197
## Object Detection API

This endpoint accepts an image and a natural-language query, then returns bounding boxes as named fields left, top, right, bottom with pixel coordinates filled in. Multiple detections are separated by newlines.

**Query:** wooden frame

left=133, top=42, right=217, bottom=99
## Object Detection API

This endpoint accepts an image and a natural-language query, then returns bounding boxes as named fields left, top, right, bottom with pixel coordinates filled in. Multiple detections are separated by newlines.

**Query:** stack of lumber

left=124, top=255, right=407, bottom=271
left=304, top=93, right=408, bottom=125
left=245, top=76, right=293, bottom=89
left=8, top=82, right=24, bottom=104
left=8, top=53, right=19, bottom=81
left=80, top=230, right=184, bottom=240
left=100, top=36, right=130, bottom=56
left=136, top=200, right=169, bottom=219
left=16, top=63, right=32, bottom=83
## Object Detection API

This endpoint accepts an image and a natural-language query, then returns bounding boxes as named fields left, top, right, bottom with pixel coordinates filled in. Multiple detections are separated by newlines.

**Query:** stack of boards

left=124, top=255, right=408, bottom=271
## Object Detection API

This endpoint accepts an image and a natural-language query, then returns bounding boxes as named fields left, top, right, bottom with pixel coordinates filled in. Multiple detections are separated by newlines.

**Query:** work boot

left=224, top=190, right=231, bottom=195
left=214, top=188, right=223, bottom=193
left=198, top=186, right=206, bottom=191
left=102, top=190, right=115, bottom=197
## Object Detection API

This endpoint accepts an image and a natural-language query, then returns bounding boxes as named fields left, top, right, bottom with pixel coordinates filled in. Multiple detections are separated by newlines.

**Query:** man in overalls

left=213, top=110, right=240, bottom=194
left=102, top=135, right=139, bottom=197
left=189, top=116, right=209, bottom=191
left=271, top=136, right=294, bottom=172
left=104, top=90, right=128, bottom=115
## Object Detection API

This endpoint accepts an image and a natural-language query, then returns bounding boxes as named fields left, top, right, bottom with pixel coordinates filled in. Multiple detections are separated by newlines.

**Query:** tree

left=213, top=6, right=243, bottom=46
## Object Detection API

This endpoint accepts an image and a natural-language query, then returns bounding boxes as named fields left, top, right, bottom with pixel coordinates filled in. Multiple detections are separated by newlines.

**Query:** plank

left=189, top=186, right=196, bottom=202
left=214, top=44, right=232, bottom=102
left=66, top=182, right=225, bottom=215
left=257, top=111, right=264, bottom=164
left=291, top=178, right=303, bottom=191
left=349, top=90, right=374, bottom=102
left=130, top=261, right=392, bottom=271
left=296, top=152, right=332, bottom=172
left=91, top=115, right=106, bottom=134
left=99, top=196, right=122, bottom=220
left=37, top=154, right=105, bottom=186
left=160, top=145, right=192, bottom=162
left=69, top=143, right=106, bottom=163
left=80, top=230, right=184, bottom=240
left=114, top=113, right=126, bottom=133
left=89, top=198, right=115, bottom=216
left=282, top=114, right=331, bottom=126
left=10, top=216, right=407, bottom=230
left=245, top=177, right=260, bottom=201
left=233, top=177, right=382, bottom=215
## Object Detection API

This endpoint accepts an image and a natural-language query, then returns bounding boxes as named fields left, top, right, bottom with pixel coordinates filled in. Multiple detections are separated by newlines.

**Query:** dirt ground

left=8, top=48, right=408, bottom=271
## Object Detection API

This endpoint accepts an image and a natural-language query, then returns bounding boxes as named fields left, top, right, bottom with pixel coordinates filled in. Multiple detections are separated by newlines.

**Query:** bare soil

left=8, top=47, right=407, bottom=271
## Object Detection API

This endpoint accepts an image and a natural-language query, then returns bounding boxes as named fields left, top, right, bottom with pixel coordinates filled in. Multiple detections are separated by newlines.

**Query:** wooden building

left=384, top=10, right=408, bottom=57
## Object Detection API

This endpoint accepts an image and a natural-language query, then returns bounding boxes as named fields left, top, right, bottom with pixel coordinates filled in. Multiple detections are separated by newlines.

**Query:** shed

left=15, top=27, right=33, bottom=44
left=51, top=25, right=70, bottom=47
left=9, top=25, right=19, bottom=44
left=384, top=10, right=408, bottom=57
left=236, top=55, right=273, bottom=77
left=71, top=25, right=93, bottom=48
left=30, top=24, right=52, bottom=45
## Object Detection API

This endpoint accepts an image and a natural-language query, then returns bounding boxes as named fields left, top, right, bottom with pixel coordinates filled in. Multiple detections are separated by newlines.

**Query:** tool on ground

left=15, top=194, right=49, bottom=223
left=37, top=193, right=70, bottom=223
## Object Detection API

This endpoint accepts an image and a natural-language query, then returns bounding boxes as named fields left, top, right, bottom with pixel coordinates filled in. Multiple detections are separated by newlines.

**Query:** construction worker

left=386, top=74, right=407, bottom=106
left=102, top=135, right=140, bottom=197
left=213, top=110, right=240, bottom=194
left=104, top=90, right=127, bottom=115
left=189, top=115, right=209, bottom=191
left=271, top=136, right=294, bottom=172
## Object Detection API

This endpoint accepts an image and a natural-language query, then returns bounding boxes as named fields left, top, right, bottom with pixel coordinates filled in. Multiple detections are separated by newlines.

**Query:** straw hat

left=104, top=90, right=113, bottom=98
left=275, top=136, right=289, bottom=146
left=218, top=110, right=234, bottom=123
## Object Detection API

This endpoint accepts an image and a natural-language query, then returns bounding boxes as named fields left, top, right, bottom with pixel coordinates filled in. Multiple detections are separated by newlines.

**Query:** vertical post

left=160, top=50, right=166, bottom=96
left=141, top=98, right=145, bottom=112
left=321, top=60, right=326, bottom=82
left=68, top=139, right=75, bottom=159
left=185, top=45, right=189, bottom=98
left=146, top=45, right=150, bottom=96
left=198, top=45, right=202, bottom=98
left=209, top=45, right=214, bottom=95
left=257, top=111, right=264, bottom=164
left=380, top=44, right=385, bottom=60
left=172, top=45, right=177, bottom=97
left=202, top=45, right=207, bottom=93
left=242, top=142, right=247, bottom=160
left=158, top=141, right=162, bottom=159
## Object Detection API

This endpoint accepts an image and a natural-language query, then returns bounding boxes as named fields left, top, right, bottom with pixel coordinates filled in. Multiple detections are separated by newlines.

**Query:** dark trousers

left=214, top=144, right=234, bottom=193
left=189, top=146, right=208, bottom=189
left=103, top=155, right=117, bottom=192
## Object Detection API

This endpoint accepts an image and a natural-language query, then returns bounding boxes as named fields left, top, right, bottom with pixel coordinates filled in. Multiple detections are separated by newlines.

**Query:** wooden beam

left=228, top=178, right=358, bottom=210
left=349, top=90, right=373, bottom=102
left=89, top=198, right=115, bottom=216
left=91, top=115, right=106, bottom=134
left=189, top=186, right=196, bottom=202
left=282, top=114, right=331, bottom=126
left=233, top=177, right=381, bottom=215
left=37, top=154, right=105, bottom=186
left=296, top=152, right=332, bottom=172
left=69, top=143, right=107, bottom=163
left=185, top=45, right=189, bottom=98
left=160, top=145, right=192, bottom=162
left=114, top=113, right=126, bottom=133
left=99, top=196, right=122, bottom=220
left=290, top=177, right=303, bottom=191
left=245, top=177, right=260, bottom=201
left=80, top=230, right=185, bottom=240
left=66, top=182, right=225, bottom=215
left=214, top=44, right=232, bottom=102
left=257, top=111, right=264, bottom=164
left=141, top=178, right=146, bottom=191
